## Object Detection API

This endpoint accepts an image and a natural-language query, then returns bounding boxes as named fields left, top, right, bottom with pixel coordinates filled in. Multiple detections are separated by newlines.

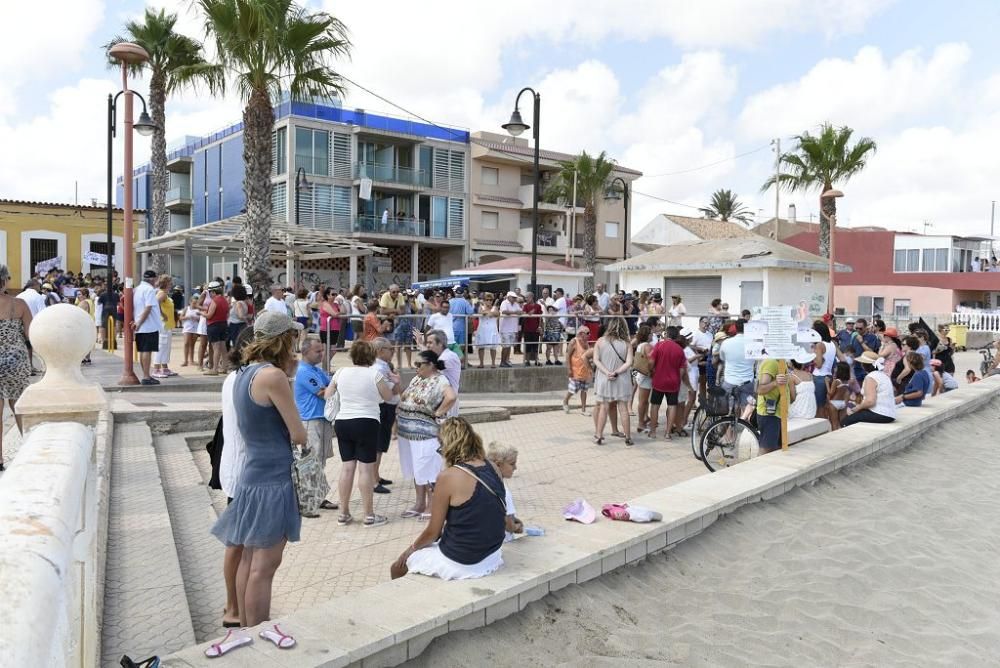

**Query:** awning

left=411, top=274, right=515, bottom=290
left=134, top=215, right=387, bottom=259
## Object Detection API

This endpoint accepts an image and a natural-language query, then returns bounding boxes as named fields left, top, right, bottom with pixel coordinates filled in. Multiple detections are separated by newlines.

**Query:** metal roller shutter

left=662, top=276, right=722, bottom=314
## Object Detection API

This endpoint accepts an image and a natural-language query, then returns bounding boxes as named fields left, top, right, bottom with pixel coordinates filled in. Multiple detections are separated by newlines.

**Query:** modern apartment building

left=121, top=95, right=470, bottom=290
left=468, top=131, right=641, bottom=289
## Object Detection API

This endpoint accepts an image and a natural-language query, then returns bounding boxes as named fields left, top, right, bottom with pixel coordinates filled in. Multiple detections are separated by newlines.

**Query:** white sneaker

left=562, top=404, right=570, bottom=414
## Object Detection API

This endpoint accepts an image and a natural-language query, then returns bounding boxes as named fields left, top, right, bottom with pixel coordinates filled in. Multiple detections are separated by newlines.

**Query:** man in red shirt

left=521, top=291, right=543, bottom=367
left=647, top=326, right=693, bottom=439
left=202, top=280, right=230, bottom=376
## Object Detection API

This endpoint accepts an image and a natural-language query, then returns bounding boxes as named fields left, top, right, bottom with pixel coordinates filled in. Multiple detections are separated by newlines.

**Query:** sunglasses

left=415, top=361, right=431, bottom=367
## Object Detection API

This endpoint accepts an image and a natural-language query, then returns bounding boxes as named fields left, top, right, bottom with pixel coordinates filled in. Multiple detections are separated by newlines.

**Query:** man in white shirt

left=593, top=283, right=610, bottom=312
left=718, top=319, right=756, bottom=413
left=425, top=300, right=455, bottom=346
left=425, top=329, right=461, bottom=417
left=553, top=288, right=568, bottom=326
left=264, top=285, right=288, bottom=315
left=499, top=291, right=522, bottom=368
left=690, top=316, right=714, bottom=396
left=133, top=269, right=164, bottom=385
left=16, top=280, right=46, bottom=317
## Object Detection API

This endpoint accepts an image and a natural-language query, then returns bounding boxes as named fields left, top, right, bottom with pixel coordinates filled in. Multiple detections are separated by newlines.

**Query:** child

left=562, top=327, right=594, bottom=415
left=966, top=369, right=980, bottom=384
left=486, top=442, right=522, bottom=542
left=826, top=361, right=853, bottom=430
left=543, top=304, right=565, bottom=365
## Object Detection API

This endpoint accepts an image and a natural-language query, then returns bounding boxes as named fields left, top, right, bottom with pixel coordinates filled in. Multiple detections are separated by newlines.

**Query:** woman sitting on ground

left=825, top=361, right=855, bottom=430
left=842, top=351, right=896, bottom=427
left=391, top=417, right=506, bottom=580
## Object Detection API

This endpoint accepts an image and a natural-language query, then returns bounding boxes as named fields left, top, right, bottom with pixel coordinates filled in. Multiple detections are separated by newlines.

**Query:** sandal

left=625, top=438, right=634, bottom=447
left=610, top=431, right=625, bottom=438
left=593, top=436, right=605, bottom=445
left=675, top=427, right=689, bottom=437
left=337, top=514, right=353, bottom=526
left=364, top=514, right=388, bottom=528
left=400, top=508, right=422, bottom=519
left=204, top=629, right=252, bottom=658
left=259, top=624, right=296, bottom=649
left=417, top=512, right=433, bottom=521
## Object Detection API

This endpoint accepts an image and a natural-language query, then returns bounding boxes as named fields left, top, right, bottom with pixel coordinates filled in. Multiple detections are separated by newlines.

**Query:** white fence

left=0, top=415, right=112, bottom=668
left=951, top=311, right=1000, bottom=333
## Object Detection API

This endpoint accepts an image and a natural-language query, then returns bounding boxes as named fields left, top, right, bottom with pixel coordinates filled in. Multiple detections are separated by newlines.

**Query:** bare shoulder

left=256, top=365, right=290, bottom=385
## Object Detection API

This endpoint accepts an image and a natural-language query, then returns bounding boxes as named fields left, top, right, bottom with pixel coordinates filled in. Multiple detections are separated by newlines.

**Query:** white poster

left=83, top=250, right=108, bottom=265
left=746, top=305, right=807, bottom=361
left=34, top=256, right=62, bottom=274
left=359, top=177, right=373, bottom=200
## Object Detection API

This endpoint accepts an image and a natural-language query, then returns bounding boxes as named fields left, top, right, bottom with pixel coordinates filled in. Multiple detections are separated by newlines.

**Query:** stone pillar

left=182, top=238, right=193, bottom=298
left=411, top=242, right=419, bottom=286
left=349, top=255, right=358, bottom=289
left=15, top=304, right=108, bottom=429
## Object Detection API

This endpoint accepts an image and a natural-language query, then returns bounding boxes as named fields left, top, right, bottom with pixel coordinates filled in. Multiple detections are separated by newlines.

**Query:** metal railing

left=353, top=215, right=429, bottom=238
left=354, top=162, right=429, bottom=187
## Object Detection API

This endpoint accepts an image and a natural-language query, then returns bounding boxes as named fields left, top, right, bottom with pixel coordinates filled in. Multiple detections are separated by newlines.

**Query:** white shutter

left=447, top=197, right=464, bottom=240
left=449, top=150, right=465, bottom=192
left=433, top=148, right=449, bottom=190
left=332, top=185, right=352, bottom=232
left=662, top=277, right=722, bottom=312
left=271, top=182, right=287, bottom=221
left=331, top=132, right=351, bottom=179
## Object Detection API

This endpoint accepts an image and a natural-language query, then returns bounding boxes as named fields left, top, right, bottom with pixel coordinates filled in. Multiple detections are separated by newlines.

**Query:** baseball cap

left=845, top=317, right=856, bottom=324
left=143, top=269, right=157, bottom=279
left=506, top=291, right=517, bottom=298
left=253, top=310, right=303, bottom=339
left=884, top=326, right=899, bottom=338
left=207, top=280, right=222, bottom=290
left=562, top=498, right=596, bottom=524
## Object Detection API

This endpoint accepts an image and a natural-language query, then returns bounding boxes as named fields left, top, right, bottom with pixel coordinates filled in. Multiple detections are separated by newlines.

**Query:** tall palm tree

left=198, top=0, right=350, bottom=303
left=762, top=123, right=877, bottom=257
left=546, top=150, right=616, bottom=293
left=105, top=9, right=223, bottom=275
left=699, top=189, right=754, bottom=226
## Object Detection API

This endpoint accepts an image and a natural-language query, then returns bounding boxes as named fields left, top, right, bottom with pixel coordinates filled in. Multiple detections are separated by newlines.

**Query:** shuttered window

left=332, top=185, right=352, bottom=232
left=298, top=184, right=334, bottom=229
left=331, top=131, right=352, bottom=179
left=271, top=182, right=287, bottom=221
left=433, top=148, right=465, bottom=192
left=662, top=276, right=722, bottom=313
left=448, top=197, right=464, bottom=240
left=271, top=128, right=286, bottom=175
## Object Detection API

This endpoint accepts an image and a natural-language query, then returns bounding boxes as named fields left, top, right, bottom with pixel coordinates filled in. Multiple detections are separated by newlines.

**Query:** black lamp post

left=106, top=91, right=155, bottom=283
left=604, top=176, right=630, bottom=261
left=294, top=167, right=311, bottom=227
left=502, top=87, right=540, bottom=292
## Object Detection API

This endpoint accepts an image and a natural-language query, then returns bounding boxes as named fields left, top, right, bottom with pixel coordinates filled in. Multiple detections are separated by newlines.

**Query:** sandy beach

left=408, top=399, right=1000, bottom=667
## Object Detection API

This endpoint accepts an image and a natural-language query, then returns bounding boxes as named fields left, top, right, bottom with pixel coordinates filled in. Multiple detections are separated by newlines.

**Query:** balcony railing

left=354, top=162, right=429, bottom=188
left=354, top=215, right=430, bottom=238
left=165, top=185, right=191, bottom=202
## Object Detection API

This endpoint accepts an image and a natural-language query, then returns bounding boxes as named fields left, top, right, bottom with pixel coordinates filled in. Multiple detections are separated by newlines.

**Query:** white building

left=630, top=213, right=755, bottom=254
left=608, top=236, right=850, bottom=316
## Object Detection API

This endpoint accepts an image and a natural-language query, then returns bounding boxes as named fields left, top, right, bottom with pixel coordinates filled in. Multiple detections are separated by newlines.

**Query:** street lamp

left=293, top=167, right=311, bottom=227
left=604, top=176, right=631, bottom=263
left=502, top=87, right=540, bottom=292
left=821, top=188, right=844, bottom=316
left=109, top=41, right=151, bottom=386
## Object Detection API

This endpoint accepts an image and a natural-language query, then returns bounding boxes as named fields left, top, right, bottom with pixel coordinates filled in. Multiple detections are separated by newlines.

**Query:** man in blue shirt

left=449, top=286, right=475, bottom=368
left=294, top=338, right=336, bottom=515
left=849, top=318, right=880, bottom=381
left=836, top=318, right=855, bottom=353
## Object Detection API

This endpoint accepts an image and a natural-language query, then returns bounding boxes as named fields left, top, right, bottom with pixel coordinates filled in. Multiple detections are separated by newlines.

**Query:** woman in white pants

left=153, top=275, right=178, bottom=378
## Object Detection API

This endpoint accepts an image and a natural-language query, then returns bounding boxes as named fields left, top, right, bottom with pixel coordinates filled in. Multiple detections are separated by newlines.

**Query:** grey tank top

left=234, top=363, right=293, bottom=487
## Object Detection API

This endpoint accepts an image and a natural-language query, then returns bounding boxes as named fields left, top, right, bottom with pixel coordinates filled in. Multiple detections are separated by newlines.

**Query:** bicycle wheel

left=700, top=418, right=761, bottom=473
left=689, top=405, right=711, bottom=460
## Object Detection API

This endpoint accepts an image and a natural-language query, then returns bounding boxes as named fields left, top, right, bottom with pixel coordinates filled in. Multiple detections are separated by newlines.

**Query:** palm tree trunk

left=242, top=90, right=274, bottom=308
left=583, top=202, right=597, bottom=293
left=148, top=70, right=169, bottom=275
left=819, top=186, right=836, bottom=258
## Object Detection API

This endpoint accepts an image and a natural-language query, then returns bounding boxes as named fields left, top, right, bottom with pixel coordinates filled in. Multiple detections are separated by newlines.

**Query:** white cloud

left=739, top=43, right=972, bottom=139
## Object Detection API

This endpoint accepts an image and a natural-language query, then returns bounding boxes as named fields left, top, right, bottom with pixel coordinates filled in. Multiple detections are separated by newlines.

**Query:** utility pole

left=991, top=200, right=996, bottom=256
left=772, top=137, right=781, bottom=240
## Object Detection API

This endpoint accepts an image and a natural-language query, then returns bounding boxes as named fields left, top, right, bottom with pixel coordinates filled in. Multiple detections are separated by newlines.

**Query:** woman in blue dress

left=209, top=311, right=307, bottom=651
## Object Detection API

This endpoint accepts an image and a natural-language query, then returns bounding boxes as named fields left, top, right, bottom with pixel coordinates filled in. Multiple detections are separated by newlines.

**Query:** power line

left=641, top=145, right=771, bottom=178
left=631, top=189, right=704, bottom=211
left=339, top=74, right=469, bottom=141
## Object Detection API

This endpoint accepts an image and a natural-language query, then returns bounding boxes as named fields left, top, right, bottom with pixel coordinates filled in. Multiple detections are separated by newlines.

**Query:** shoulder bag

left=323, top=369, right=341, bottom=422
left=633, top=342, right=653, bottom=376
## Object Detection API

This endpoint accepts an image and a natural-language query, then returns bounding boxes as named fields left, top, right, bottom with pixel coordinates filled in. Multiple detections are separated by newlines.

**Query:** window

left=893, top=248, right=919, bottom=272
left=605, top=221, right=620, bottom=238
left=294, top=127, right=329, bottom=176
left=894, top=299, right=911, bottom=318
left=803, top=271, right=812, bottom=284
left=481, top=166, right=499, bottom=186
left=873, top=297, right=885, bottom=316
left=857, top=296, right=885, bottom=316
left=89, top=241, right=115, bottom=261
left=272, top=127, right=286, bottom=175
left=30, top=238, right=58, bottom=272
left=920, top=247, right=949, bottom=272
left=272, top=182, right=287, bottom=221
left=481, top=210, right=499, bottom=230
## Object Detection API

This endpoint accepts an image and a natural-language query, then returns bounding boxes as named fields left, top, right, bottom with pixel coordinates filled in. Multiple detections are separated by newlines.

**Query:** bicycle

left=699, top=386, right=761, bottom=473
left=980, top=346, right=995, bottom=378
left=689, top=403, right=711, bottom=460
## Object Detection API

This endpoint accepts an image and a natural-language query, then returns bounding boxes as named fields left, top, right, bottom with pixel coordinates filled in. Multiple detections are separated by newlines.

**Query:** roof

left=662, top=214, right=756, bottom=240
left=471, top=138, right=642, bottom=177
left=607, top=237, right=852, bottom=273
left=0, top=198, right=144, bottom=213
left=134, top=216, right=386, bottom=259
left=752, top=217, right=821, bottom=241
left=452, top=255, right=592, bottom=277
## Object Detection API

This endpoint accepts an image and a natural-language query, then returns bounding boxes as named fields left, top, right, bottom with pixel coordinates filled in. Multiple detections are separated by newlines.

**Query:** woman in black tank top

left=391, top=417, right=506, bottom=580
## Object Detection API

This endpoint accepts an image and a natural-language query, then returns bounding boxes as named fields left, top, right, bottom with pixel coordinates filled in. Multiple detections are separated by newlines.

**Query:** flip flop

left=337, top=514, right=353, bottom=526
left=400, top=509, right=422, bottom=518
left=259, top=624, right=296, bottom=649
left=417, top=512, right=433, bottom=521
left=610, top=431, right=625, bottom=438
left=204, top=629, right=252, bottom=658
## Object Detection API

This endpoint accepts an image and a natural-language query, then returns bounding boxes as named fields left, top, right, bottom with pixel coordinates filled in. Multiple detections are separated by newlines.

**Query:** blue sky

left=1, top=0, right=998, bottom=236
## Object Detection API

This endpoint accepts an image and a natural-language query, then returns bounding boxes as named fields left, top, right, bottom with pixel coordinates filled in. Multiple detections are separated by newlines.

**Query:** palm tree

left=546, top=151, right=616, bottom=293
left=699, top=189, right=754, bottom=226
left=105, top=9, right=223, bottom=275
left=762, top=123, right=877, bottom=257
left=198, top=0, right=350, bottom=303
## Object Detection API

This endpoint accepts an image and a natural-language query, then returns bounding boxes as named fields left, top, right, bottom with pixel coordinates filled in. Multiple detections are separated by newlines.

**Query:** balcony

left=354, top=162, right=429, bottom=188
left=352, top=215, right=462, bottom=241
left=517, top=184, right=582, bottom=213
left=165, top=185, right=192, bottom=211
left=517, top=227, right=579, bottom=253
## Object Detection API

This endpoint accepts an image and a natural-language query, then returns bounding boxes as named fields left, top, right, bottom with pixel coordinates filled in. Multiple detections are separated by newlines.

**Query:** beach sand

left=408, top=399, right=1000, bottom=667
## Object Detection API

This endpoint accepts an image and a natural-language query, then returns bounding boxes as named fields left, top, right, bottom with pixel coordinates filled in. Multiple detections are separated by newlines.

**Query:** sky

left=1, top=0, right=999, bottom=238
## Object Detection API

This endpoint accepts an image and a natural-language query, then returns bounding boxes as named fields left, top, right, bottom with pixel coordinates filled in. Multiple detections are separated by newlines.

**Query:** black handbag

left=704, top=386, right=730, bottom=417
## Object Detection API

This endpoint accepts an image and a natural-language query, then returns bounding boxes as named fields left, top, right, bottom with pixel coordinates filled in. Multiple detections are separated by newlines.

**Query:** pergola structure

left=135, top=215, right=387, bottom=291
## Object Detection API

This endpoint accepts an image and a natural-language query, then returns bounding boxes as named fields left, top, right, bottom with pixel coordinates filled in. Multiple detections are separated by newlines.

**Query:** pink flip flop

left=259, top=624, right=296, bottom=649
left=204, top=629, right=252, bottom=658
left=601, top=503, right=631, bottom=521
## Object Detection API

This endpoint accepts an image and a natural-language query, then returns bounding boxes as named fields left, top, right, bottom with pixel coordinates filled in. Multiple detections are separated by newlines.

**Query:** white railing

left=0, top=417, right=109, bottom=668
left=951, top=311, right=1000, bottom=332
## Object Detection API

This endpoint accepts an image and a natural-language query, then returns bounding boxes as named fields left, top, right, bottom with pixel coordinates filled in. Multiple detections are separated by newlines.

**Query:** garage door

left=663, top=276, right=722, bottom=314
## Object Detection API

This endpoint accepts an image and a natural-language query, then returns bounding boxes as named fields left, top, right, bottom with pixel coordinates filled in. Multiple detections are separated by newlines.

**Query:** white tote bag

left=323, top=369, right=341, bottom=422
